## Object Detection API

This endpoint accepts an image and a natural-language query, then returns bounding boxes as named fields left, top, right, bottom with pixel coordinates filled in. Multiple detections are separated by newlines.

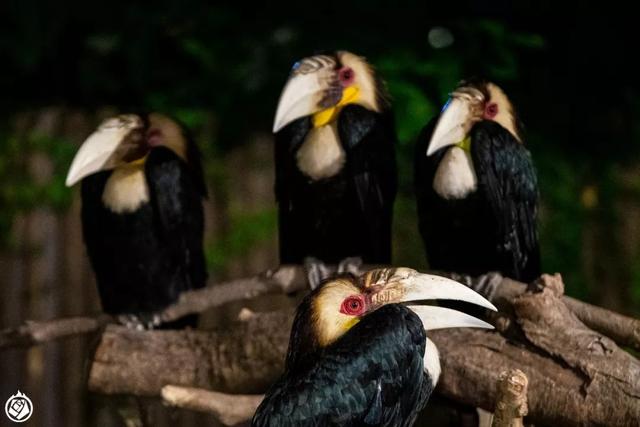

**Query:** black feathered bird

left=252, top=268, right=495, bottom=427
left=415, top=80, right=540, bottom=282
left=273, top=52, right=397, bottom=265
left=66, top=113, right=207, bottom=328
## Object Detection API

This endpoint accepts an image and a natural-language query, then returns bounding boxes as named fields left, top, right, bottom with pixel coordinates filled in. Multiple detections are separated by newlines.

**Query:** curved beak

left=272, top=57, right=341, bottom=133
left=426, top=87, right=484, bottom=156
left=364, top=268, right=496, bottom=330
left=407, top=305, right=493, bottom=331
left=65, top=115, right=145, bottom=186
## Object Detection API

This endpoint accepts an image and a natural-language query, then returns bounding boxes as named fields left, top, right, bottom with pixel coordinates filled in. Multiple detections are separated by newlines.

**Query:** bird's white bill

left=399, top=272, right=497, bottom=311
left=273, top=72, right=329, bottom=133
left=65, top=116, right=140, bottom=186
left=426, top=97, right=471, bottom=156
left=408, top=305, right=494, bottom=331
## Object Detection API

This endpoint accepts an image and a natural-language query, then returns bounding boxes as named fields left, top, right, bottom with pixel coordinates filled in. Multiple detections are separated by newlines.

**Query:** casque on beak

left=364, top=268, right=496, bottom=330
left=426, top=87, right=485, bottom=156
left=65, top=115, right=147, bottom=186
left=272, top=56, right=345, bottom=133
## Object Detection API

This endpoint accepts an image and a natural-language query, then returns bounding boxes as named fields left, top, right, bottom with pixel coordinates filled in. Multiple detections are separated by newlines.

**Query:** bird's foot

left=303, top=256, right=364, bottom=290
left=337, top=256, right=363, bottom=276
left=303, top=257, right=332, bottom=291
left=116, top=313, right=162, bottom=330
left=473, top=271, right=503, bottom=301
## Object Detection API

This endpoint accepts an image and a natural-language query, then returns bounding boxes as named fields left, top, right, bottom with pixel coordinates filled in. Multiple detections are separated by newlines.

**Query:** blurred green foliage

left=2, top=2, right=640, bottom=313
left=206, top=208, right=278, bottom=273
left=0, top=130, right=76, bottom=247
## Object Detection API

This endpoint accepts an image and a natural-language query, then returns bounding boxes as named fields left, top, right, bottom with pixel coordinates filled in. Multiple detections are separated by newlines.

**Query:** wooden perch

left=0, top=265, right=306, bottom=350
left=491, top=369, right=528, bottom=427
left=2, top=265, right=639, bottom=352
left=161, top=385, right=263, bottom=426
left=0, top=315, right=112, bottom=349
left=87, top=274, right=640, bottom=426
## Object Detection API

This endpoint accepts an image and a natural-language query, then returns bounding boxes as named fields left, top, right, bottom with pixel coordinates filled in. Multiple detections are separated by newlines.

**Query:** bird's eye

left=340, top=296, right=365, bottom=315
left=338, top=67, right=355, bottom=86
left=484, top=103, right=499, bottom=119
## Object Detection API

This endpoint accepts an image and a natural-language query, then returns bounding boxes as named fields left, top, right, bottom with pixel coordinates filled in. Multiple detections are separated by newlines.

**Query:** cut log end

left=491, top=369, right=528, bottom=427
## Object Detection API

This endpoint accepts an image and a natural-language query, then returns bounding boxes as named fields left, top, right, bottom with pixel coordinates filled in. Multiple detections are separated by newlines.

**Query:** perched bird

left=273, top=51, right=397, bottom=267
left=253, top=268, right=495, bottom=427
left=415, top=79, right=540, bottom=282
left=66, top=113, right=207, bottom=328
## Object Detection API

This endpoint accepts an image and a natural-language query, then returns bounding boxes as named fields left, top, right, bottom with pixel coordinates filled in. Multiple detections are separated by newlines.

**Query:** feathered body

left=415, top=81, right=540, bottom=282
left=69, top=114, right=207, bottom=327
left=274, top=52, right=397, bottom=264
left=276, top=106, right=397, bottom=264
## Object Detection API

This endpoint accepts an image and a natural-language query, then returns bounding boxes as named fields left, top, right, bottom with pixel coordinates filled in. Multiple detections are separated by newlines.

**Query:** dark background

left=1, top=2, right=639, bottom=426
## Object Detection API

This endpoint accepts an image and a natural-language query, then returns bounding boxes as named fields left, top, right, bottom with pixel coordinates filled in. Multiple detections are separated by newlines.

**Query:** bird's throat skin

left=311, top=86, right=360, bottom=128
left=102, top=162, right=150, bottom=213
left=296, top=123, right=346, bottom=180
left=432, top=142, right=478, bottom=200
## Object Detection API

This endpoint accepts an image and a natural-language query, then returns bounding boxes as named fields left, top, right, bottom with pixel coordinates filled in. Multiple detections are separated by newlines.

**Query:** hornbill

left=273, top=51, right=397, bottom=270
left=415, top=79, right=540, bottom=283
left=65, top=113, right=207, bottom=329
left=253, top=268, right=495, bottom=427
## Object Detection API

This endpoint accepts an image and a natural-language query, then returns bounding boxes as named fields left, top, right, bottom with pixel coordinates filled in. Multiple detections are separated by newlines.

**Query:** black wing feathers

left=145, top=147, right=207, bottom=292
left=274, top=117, right=312, bottom=263
left=274, top=117, right=312, bottom=205
left=338, top=105, right=398, bottom=263
left=470, top=121, right=540, bottom=281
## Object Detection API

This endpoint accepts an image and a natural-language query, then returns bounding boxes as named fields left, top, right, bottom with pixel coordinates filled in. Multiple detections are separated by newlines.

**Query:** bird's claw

left=304, top=257, right=332, bottom=291
left=304, top=256, right=364, bottom=290
left=337, top=256, right=363, bottom=276
left=116, top=313, right=162, bottom=330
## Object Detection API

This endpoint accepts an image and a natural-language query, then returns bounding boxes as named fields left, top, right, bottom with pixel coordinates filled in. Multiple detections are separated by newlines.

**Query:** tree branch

left=0, top=315, right=111, bottom=349
left=161, top=385, right=263, bottom=426
left=0, top=265, right=305, bottom=350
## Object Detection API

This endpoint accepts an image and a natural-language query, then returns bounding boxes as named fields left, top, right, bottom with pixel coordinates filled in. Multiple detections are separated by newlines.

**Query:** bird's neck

left=284, top=300, right=327, bottom=373
left=296, top=122, right=346, bottom=180
left=432, top=146, right=477, bottom=200
left=102, top=162, right=149, bottom=213
left=423, top=338, right=441, bottom=387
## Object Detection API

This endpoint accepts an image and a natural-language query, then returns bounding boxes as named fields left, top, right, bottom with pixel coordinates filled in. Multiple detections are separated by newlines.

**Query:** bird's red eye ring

left=338, top=67, right=355, bottom=87
left=484, top=102, right=498, bottom=119
left=340, top=295, right=365, bottom=315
